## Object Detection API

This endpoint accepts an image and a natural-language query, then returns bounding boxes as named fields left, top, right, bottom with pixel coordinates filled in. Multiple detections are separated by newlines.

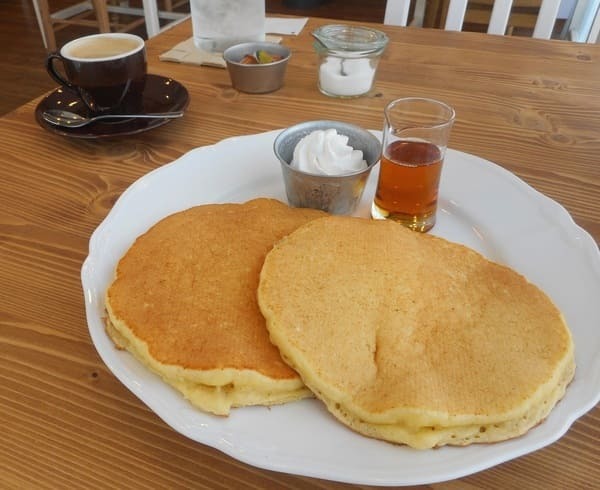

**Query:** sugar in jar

left=313, top=24, right=389, bottom=98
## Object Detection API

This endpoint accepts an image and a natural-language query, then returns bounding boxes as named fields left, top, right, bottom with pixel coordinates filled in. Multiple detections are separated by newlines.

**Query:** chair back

left=566, top=0, right=600, bottom=41
left=32, top=0, right=189, bottom=51
left=384, top=0, right=600, bottom=42
left=445, top=0, right=560, bottom=38
left=384, top=0, right=413, bottom=26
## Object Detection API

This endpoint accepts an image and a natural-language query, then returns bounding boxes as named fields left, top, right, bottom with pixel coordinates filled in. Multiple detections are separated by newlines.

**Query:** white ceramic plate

left=81, top=129, right=600, bottom=486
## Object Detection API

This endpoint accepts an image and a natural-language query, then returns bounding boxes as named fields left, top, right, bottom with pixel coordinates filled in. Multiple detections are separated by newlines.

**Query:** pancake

left=105, top=198, right=325, bottom=415
left=258, top=216, right=575, bottom=448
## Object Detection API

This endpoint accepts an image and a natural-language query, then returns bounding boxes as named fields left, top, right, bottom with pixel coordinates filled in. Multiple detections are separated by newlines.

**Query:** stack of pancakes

left=257, top=216, right=575, bottom=448
left=105, top=200, right=574, bottom=448
left=105, top=198, right=325, bottom=415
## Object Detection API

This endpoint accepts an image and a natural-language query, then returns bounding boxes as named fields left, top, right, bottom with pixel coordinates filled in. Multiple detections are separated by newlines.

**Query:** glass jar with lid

left=312, top=24, right=389, bottom=98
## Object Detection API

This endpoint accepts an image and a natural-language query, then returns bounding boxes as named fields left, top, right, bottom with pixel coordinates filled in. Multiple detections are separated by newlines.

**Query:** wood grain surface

left=1, top=17, right=599, bottom=489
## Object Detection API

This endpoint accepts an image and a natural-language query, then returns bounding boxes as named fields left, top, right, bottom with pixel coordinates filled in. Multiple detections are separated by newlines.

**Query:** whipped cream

left=291, top=129, right=367, bottom=175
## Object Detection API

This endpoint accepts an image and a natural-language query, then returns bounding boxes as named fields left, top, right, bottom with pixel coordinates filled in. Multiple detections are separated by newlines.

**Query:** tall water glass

left=371, top=97, right=455, bottom=232
left=190, top=0, right=265, bottom=52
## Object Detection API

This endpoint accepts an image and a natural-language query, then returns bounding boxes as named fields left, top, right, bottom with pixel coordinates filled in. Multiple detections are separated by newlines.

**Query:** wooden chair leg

left=90, top=0, right=111, bottom=32
left=33, top=0, right=58, bottom=51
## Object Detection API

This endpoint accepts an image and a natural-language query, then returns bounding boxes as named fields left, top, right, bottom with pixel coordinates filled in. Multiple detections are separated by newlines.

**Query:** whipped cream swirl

left=291, top=129, right=367, bottom=175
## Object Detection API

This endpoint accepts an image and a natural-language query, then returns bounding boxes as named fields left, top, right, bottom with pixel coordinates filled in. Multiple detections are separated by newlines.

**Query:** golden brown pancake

left=105, top=198, right=325, bottom=415
left=258, top=216, right=575, bottom=448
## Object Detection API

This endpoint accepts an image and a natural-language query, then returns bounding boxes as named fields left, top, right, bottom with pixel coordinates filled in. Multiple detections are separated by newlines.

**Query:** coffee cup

left=46, top=33, right=147, bottom=114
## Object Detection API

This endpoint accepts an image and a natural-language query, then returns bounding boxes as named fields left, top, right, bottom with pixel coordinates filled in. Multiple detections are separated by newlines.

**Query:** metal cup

left=274, top=120, right=381, bottom=215
left=223, top=42, right=290, bottom=94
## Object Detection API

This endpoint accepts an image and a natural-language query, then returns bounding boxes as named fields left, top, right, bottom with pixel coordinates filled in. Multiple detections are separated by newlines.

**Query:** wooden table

left=1, top=17, right=599, bottom=489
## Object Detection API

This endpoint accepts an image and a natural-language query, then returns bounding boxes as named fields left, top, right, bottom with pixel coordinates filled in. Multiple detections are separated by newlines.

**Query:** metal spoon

left=311, top=32, right=347, bottom=76
left=42, top=109, right=184, bottom=128
left=311, top=31, right=334, bottom=50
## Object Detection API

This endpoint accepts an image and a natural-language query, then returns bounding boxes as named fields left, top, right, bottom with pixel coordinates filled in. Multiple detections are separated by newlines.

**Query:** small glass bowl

left=313, top=24, right=389, bottom=98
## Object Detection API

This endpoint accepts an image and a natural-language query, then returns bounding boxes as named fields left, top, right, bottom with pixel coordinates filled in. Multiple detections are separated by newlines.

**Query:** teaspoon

left=42, top=109, right=184, bottom=128
left=311, top=32, right=348, bottom=76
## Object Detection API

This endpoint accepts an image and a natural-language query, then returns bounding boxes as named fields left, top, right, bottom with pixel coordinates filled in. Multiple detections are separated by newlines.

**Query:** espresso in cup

left=67, top=36, right=141, bottom=58
left=46, top=33, right=147, bottom=114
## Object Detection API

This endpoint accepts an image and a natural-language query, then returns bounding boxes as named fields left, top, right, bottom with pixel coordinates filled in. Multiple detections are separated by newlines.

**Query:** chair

left=589, top=3, right=600, bottom=41
left=384, top=0, right=600, bottom=42
left=564, top=0, right=600, bottom=41
left=32, top=0, right=190, bottom=51
left=384, top=0, right=412, bottom=25
left=445, top=0, right=562, bottom=37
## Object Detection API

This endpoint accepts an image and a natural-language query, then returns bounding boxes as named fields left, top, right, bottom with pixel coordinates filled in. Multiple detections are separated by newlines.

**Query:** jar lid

left=312, top=24, right=389, bottom=56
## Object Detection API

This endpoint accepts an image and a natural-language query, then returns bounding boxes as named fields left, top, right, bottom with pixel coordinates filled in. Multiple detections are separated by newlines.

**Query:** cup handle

left=45, top=53, right=74, bottom=89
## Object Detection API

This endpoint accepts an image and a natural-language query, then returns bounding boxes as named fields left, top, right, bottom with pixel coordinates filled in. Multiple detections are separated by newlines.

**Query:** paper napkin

left=265, top=17, right=308, bottom=35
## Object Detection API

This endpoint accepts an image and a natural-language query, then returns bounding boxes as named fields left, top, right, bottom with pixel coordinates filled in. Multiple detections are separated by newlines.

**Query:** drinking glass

left=190, top=0, right=265, bottom=52
left=371, top=97, right=455, bottom=232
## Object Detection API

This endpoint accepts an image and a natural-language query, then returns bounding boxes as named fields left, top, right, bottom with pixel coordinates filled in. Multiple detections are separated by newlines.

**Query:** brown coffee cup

left=46, top=33, right=147, bottom=114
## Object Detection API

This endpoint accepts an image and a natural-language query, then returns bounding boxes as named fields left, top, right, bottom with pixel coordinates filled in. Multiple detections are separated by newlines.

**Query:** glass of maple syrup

left=371, top=97, right=455, bottom=232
